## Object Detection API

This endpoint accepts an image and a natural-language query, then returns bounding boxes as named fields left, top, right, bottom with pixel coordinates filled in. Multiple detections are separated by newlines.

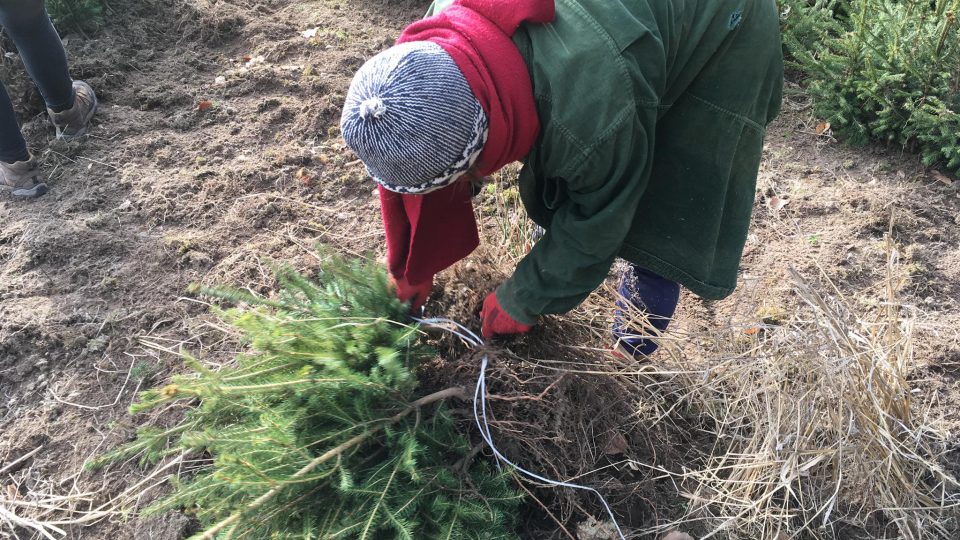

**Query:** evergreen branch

left=96, top=257, right=519, bottom=538
left=440, top=492, right=462, bottom=540
left=168, top=377, right=382, bottom=399
left=196, top=430, right=373, bottom=539
left=196, top=386, right=468, bottom=540
left=360, top=459, right=401, bottom=540
left=392, top=473, right=442, bottom=517
left=220, top=361, right=299, bottom=382
left=782, top=0, right=960, bottom=175
left=213, top=377, right=351, bottom=393
left=195, top=285, right=293, bottom=313
left=85, top=421, right=200, bottom=471
left=383, top=503, right=415, bottom=540
left=235, top=484, right=329, bottom=538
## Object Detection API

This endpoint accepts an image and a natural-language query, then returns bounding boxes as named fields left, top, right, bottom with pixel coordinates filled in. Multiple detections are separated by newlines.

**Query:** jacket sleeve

left=496, top=111, right=656, bottom=325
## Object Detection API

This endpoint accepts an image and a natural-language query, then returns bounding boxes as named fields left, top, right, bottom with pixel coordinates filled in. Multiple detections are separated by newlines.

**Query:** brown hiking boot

left=0, top=156, right=47, bottom=198
left=48, top=80, right=98, bottom=140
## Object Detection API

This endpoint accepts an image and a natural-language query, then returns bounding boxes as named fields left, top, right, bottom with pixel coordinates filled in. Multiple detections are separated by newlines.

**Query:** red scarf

left=379, top=0, right=554, bottom=285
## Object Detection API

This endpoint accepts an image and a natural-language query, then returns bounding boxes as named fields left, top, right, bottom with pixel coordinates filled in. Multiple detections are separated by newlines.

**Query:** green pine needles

left=88, top=256, right=522, bottom=539
left=780, top=0, right=960, bottom=174
left=47, top=0, right=105, bottom=31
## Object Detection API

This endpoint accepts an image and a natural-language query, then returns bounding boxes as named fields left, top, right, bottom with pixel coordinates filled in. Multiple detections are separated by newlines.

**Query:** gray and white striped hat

left=340, top=41, right=488, bottom=194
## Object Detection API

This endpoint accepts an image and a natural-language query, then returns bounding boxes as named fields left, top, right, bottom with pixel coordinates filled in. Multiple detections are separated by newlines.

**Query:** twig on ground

left=0, top=446, right=42, bottom=476
left=48, top=356, right=137, bottom=411
left=514, top=477, right=576, bottom=540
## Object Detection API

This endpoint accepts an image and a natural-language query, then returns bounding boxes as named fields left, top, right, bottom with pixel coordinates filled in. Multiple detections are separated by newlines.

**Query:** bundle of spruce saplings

left=88, top=256, right=521, bottom=539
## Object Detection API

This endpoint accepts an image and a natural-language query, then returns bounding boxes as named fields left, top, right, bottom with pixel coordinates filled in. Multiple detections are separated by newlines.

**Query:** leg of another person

left=612, top=263, right=681, bottom=357
left=0, top=79, right=45, bottom=197
left=1, top=0, right=97, bottom=138
left=0, top=0, right=74, bottom=111
left=0, top=83, right=30, bottom=164
left=0, top=0, right=97, bottom=139
left=0, top=0, right=98, bottom=197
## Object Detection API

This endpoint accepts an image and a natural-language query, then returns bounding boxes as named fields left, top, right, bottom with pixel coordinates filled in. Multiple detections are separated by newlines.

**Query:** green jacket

left=429, top=0, right=784, bottom=325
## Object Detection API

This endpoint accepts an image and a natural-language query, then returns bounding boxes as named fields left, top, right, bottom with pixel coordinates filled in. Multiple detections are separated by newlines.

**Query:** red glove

left=391, top=275, right=433, bottom=311
left=481, top=291, right=532, bottom=340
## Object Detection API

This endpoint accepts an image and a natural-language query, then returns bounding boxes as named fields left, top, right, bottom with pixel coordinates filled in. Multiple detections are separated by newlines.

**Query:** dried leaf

left=296, top=167, right=313, bottom=186
left=577, top=517, right=619, bottom=540
left=743, top=327, right=761, bottom=335
left=603, top=432, right=629, bottom=455
left=815, top=121, right=831, bottom=136
left=197, top=100, right=213, bottom=112
left=756, top=305, right=788, bottom=325
left=662, top=532, right=695, bottom=540
left=244, top=55, right=265, bottom=68
left=767, top=195, right=789, bottom=211
left=932, top=170, right=954, bottom=186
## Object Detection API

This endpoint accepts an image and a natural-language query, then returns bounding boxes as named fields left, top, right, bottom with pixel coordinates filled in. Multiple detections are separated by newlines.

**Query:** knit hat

left=340, top=41, right=488, bottom=194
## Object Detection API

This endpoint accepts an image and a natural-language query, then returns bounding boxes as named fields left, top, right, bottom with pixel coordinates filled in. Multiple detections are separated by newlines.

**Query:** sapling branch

left=96, top=259, right=520, bottom=539
left=198, top=385, right=468, bottom=540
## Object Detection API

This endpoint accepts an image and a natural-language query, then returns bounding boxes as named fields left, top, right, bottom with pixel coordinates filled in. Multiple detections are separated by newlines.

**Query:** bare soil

left=1, top=0, right=958, bottom=538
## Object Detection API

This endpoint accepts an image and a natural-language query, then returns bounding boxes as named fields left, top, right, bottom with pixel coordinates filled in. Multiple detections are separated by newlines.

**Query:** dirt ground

left=1, top=0, right=959, bottom=538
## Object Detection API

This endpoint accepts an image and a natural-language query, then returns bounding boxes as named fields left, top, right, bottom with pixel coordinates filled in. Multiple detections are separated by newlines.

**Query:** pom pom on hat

left=340, top=41, right=488, bottom=194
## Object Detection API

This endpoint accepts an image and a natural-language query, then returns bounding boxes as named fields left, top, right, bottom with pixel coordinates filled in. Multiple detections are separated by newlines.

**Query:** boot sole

left=1, top=182, right=49, bottom=198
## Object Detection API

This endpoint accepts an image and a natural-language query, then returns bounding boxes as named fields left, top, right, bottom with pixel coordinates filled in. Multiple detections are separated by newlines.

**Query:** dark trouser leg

left=612, top=263, right=680, bottom=357
left=0, top=83, right=29, bottom=163
left=0, top=0, right=74, bottom=111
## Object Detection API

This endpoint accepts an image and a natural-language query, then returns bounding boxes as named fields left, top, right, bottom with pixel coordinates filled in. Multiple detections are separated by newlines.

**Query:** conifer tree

left=89, top=256, right=521, bottom=539
left=780, top=0, right=960, bottom=174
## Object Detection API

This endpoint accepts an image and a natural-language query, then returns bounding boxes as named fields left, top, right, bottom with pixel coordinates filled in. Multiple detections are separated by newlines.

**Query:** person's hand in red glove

left=481, top=291, right=532, bottom=340
left=391, top=275, right=433, bottom=311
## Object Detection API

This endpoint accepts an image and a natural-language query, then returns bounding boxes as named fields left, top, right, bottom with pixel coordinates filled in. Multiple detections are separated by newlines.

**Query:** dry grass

left=0, top=455, right=188, bottom=540
left=475, top=166, right=538, bottom=265
left=619, top=236, right=960, bottom=539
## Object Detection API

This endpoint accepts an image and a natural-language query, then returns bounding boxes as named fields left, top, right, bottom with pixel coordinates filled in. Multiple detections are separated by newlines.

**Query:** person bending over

left=340, top=0, right=783, bottom=355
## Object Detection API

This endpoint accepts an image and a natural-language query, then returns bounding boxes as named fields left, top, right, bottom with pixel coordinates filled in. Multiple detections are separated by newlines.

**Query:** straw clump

left=646, top=241, right=960, bottom=539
